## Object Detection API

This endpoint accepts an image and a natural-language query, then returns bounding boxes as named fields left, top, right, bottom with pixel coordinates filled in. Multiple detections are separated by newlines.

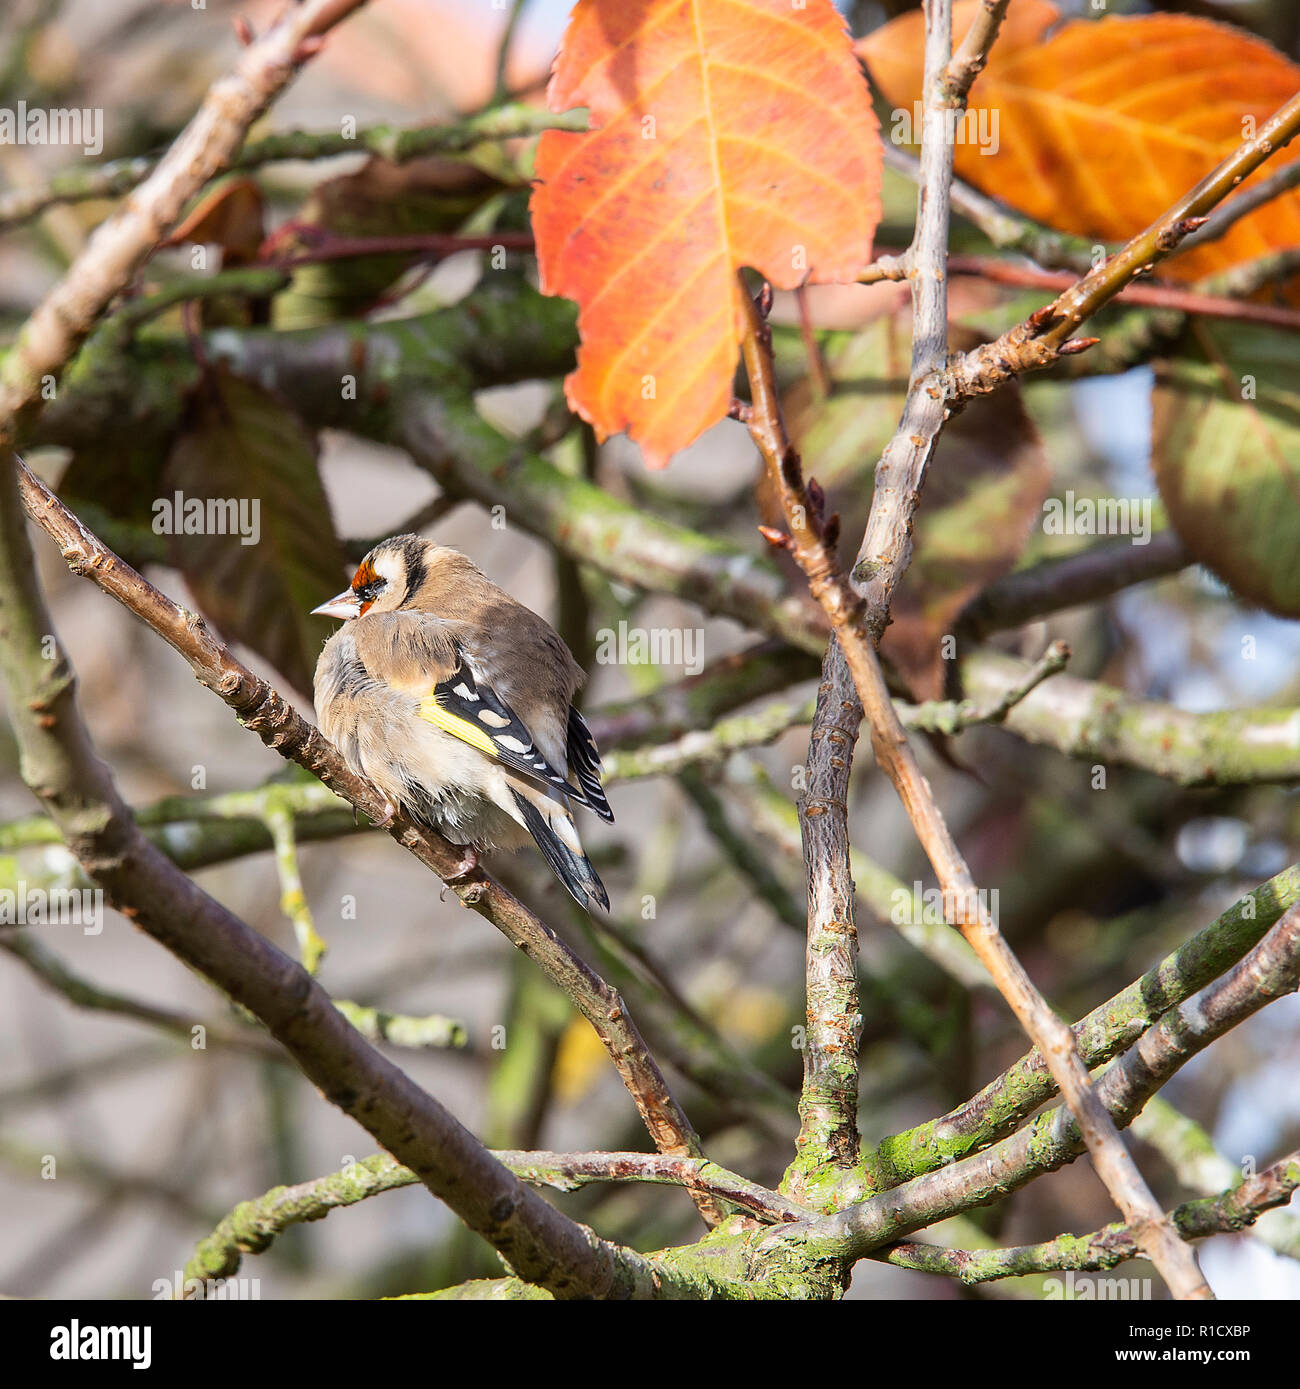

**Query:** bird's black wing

left=566, top=705, right=615, bottom=823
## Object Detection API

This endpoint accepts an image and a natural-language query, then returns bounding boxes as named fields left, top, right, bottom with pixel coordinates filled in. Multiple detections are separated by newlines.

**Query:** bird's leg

left=439, top=846, right=481, bottom=900
left=369, top=799, right=398, bottom=830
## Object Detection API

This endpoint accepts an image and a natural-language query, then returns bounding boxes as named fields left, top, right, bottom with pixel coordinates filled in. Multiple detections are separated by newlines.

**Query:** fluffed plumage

left=311, top=535, right=613, bottom=911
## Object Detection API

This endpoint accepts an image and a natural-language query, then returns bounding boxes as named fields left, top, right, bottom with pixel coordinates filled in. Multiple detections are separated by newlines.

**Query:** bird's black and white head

left=311, top=534, right=433, bottom=621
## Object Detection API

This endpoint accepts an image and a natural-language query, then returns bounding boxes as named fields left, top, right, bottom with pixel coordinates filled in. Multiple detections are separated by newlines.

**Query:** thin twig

left=0, top=104, right=587, bottom=231
left=185, top=1148, right=806, bottom=1288
left=1181, top=157, right=1300, bottom=253
left=263, top=792, right=327, bottom=975
left=897, top=640, right=1068, bottom=734
left=882, top=143, right=1098, bottom=274
left=945, top=252, right=1300, bottom=331
left=940, top=0, right=1011, bottom=99
left=2, top=934, right=279, bottom=1058
left=493, top=0, right=531, bottom=106
left=0, top=0, right=374, bottom=453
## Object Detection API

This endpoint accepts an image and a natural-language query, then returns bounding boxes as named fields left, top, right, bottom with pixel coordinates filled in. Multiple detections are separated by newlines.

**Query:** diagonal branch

left=0, top=454, right=660, bottom=1299
left=15, top=457, right=719, bottom=1227
left=736, top=0, right=1210, bottom=1301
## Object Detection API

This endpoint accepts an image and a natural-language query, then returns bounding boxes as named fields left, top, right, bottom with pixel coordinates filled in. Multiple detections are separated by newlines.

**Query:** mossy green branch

left=884, top=1147, right=1300, bottom=1285
left=870, top=864, right=1300, bottom=1188
left=0, top=104, right=589, bottom=230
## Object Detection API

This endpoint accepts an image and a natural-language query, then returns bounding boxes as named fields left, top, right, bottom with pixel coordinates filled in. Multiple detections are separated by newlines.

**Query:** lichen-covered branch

left=763, top=900, right=1300, bottom=1265
left=883, top=1148, right=1300, bottom=1284
left=788, top=646, right=864, bottom=1197
left=1132, top=1097, right=1300, bottom=1261
left=963, top=650, right=1300, bottom=786
left=185, top=1148, right=804, bottom=1291
left=871, top=864, right=1300, bottom=1187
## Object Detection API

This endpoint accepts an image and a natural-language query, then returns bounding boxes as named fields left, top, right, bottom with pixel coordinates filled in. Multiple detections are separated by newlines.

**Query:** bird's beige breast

left=313, top=626, right=528, bottom=848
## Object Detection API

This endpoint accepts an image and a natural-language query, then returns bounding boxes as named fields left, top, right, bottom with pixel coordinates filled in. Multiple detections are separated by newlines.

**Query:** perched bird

left=311, top=535, right=614, bottom=912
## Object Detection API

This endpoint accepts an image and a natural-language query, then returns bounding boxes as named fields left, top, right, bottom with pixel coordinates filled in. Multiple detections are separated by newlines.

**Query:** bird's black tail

left=510, top=789, right=610, bottom=913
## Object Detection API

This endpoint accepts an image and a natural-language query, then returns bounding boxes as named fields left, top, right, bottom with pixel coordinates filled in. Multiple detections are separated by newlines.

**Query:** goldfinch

left=311, top=535, right=613, bottom=912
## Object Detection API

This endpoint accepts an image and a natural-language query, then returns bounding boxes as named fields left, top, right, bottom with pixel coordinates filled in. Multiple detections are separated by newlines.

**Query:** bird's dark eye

left=351, top=560, right=387, bottom=607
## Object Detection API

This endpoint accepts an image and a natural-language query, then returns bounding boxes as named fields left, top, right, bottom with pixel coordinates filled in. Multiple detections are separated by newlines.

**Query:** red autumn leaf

left=860, top=1, right=1300, bottom=284
left=532, top=0, right=882, bottom=467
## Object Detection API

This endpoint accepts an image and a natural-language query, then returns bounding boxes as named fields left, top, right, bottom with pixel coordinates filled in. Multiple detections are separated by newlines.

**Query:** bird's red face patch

left=351, top=560, right=381, bottom=615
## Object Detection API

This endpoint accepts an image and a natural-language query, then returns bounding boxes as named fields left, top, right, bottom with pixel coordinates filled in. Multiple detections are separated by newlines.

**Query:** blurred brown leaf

left=162, top=367, right=348, bottom=695
left=777, top=311, right=1050, bottom=698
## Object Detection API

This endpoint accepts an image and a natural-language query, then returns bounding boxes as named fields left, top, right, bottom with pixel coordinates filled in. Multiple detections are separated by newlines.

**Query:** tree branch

left=0, top=104, right=586, bottom=231
left=185, top=1148, right=805, bottom=1291
left=883, top=1148, right=1300, bottom=1284
left=871, top=863, right=1300, bottom=1187
left=739, top=0, right=1210, bottom=1299
left=15, top=457, right=718, bottom=1227
left=0, top=461, right=662, bottom=1299
left=762, top=901, right=1300, bottom=1266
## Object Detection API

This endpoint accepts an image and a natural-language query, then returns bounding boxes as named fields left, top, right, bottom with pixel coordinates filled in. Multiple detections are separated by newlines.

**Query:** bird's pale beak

left=311, top=588, right=362, bottom=620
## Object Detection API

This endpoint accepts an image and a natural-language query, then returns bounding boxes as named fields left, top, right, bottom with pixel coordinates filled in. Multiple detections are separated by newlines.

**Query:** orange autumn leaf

left=860, top=2, right=1300, bottom=283
left=532, top=0, right=881, bottom=468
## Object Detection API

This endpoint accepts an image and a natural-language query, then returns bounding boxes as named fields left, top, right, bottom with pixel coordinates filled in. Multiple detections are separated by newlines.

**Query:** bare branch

left=960, top=531, right=1190, bottom=639
left=15, top=458, right=717, bottom=1225
left=940, top=0, right=1011, bottom=100
left=0, top=461, right=660, bottom=1299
